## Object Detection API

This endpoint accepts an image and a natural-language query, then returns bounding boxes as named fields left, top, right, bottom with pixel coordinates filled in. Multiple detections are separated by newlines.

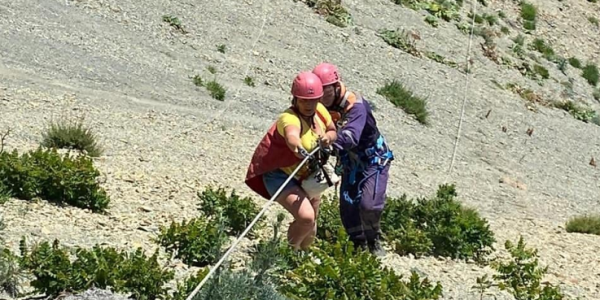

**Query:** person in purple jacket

left=312, top=62, right=394, bottom=256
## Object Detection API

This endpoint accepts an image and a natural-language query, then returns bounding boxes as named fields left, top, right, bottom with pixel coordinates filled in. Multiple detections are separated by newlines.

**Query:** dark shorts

left=262, top=169, right=300, bottom=198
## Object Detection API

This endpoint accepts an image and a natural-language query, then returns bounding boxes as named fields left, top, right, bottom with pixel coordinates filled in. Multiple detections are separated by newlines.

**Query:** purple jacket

left=332, top=93, right=381, bottom=156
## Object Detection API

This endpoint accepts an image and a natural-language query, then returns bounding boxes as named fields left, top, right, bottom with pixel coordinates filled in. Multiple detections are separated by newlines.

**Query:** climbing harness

left=338, top=134, right=394, bottom=206
left=301, top=139, right=340, bottom=199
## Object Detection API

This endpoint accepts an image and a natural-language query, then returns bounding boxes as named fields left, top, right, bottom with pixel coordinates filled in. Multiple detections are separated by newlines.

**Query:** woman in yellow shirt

left=245, top=71, right=337, bottom=250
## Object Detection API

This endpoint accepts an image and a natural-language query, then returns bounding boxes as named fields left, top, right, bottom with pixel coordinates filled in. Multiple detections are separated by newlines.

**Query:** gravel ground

left=1, top=0, right=599, bottom=299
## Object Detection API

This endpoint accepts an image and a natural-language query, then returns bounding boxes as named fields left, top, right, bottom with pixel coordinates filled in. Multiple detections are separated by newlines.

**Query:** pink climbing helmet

left=312, top=62, right=341, bottom=86
left=291, top=71, right=324, bottom=99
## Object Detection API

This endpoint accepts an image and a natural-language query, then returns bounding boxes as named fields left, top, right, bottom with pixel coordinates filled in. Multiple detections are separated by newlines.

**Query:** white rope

left=184, top=146, right=321, bottom=300
left=446, top=0, right=478, bottom=179
left=173, top=0, right=272, bottom=138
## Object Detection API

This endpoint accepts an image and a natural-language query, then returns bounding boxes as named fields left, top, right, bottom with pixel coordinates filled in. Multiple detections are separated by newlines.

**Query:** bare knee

left=295, top=204, right=316, bottom=227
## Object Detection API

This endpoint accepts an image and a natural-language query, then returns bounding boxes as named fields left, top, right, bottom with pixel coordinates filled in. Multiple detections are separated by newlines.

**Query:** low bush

left=474, top=236, right=566, bottom=300
left=582, top=63, right=599, bottom=86
left=155, top=217, right=228, bottom=267
left=565, top=214, right=600, bottom=235
left=381, top=184, right=496, bottom=262
left=552, top=100, right=598, bottom=124
left=41, top=119, right=103, bottom=157
left=197, top=186, right=263, bottom=237
left=0, top=147, right=110, bottom=211
left=18, top=238, right=174, bottom=300
left=377, top=80, right=429, bottom=125
left=300, top=0, right=353, bottom=28
left=315, top=194, right=344, bottom=243
left=278, top=229, right=444, bottom=300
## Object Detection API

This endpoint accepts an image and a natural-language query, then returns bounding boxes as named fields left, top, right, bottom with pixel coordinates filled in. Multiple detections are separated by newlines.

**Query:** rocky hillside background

left=1, top=0, right=599, bottom=299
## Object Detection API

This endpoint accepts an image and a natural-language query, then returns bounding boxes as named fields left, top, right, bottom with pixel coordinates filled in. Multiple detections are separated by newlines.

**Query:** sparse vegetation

left=589, top=16, right=599, bottom=26
left=520, top=1, right=537, bottom=31
left=377, top=80, right=429, bottom=125
left=378, top=28, right=421, bottom=57
left=244, top=76, right=255, bottom=87
left=41, top=118, right=103, bottom=157
left=474, top=236, right=568, bottom=300
left=162, top=15, right=187, bottom=33
left=530, top=38, right=556, bottom=61
left=300, top=0, right=353, bottom=27
left=553, top=100, right=598, bottom=124
left=566, top=215, right=600, bottom=235
left=192, top=72, right=227, bottom=101
left=0, top=147, right=110, bottom=212
left=217, top=44, right=226, bottom=53
left=568, top=57, right=582, bottom=69
left=581, top=63, right=599, bottom=86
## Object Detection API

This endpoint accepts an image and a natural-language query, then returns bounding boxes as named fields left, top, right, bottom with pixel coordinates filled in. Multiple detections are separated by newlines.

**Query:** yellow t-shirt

left=276, top=103, right=333, bottom=179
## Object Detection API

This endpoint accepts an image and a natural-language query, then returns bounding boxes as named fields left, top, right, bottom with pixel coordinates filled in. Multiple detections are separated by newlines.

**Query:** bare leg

left=276, top=186, right=316, bottom=250
left=299, top=196, right=321, bottom=250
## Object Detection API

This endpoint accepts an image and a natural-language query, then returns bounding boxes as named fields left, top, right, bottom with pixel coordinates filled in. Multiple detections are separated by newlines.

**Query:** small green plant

left=377, top=80, right=429, bottom=125
left=377, top=28, right=421, bottom=57
left=0, top=182, right=10, bottom=204
left=533, top=64, right=549, bottom=80
left=301, top=0, right=354, bottom=28
left=0, top=248, right=26, bottom=297
left=207, top=66, right=217, bottom=74
left=197, top=185, right=263, bottom=236
left=568, top=57, right=582, bottom=68
left=19, top=238, right=174, bottom=300
left=553, top=100, right=598, bottom=123
left=162, top=15, right=187, bottom=33
left=520, top=1, right=537, bottom=31
left=501, top=26, right=510, bottom=34
left=593, top=88, right=600, bottom=101
left=156, top=217, right=228, bottom=267
left=0, top=147, right=110, bottom=211
left=244, top=76, right=256, bottom=87
left=483, top=13, right=498, bottom=25
left=581, top=63, right=599, bottom=86
left=206, top=80, right=226, bottom=101
left=511, top=34, right=526, bottom=59
left=589, top=16, right=599, bottom=26
left=41, top=118, right=103, bottom=157
left=425, top=15, right=439, bottom=27
left=476, top=236, right=566, bottom=300
left=315, top=194, right=344, bottom=243
left=381, top=184, right=496, bottom=262
left=193, top=75, right=203, bottom=87
left=217, top=44, right=226, bottom=53
left=425, top=51, right=458, bottom=68
left=530, top=38, right=556, bottom=61
left=565, top=214, right=600, bottom=235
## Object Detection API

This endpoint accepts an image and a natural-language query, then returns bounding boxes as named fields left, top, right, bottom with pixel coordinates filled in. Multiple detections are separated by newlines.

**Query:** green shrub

left=0, top=148, right=110, bottom=211
left=377, top=80, right=429, bottom=125
left=568, top=57, right=582, bottom=68
left=301, top=0, right=353, bottom=28
left=530, top=38, right=556, bottom=61
left=156, top=217, right=228, bottom=267
left=475, top=236, right=566, bottom=300
left=0, top=182, right=10, bottom=204
left=520, top=2, right=537, bottom=30
left=41, top=119, right=103, bottom=157
left=278, top=229, right=443, bottom=300
left=315, top=194, right=344, bottom=243
left=582, top=63, right=599, bottom=86
left=197, top=186, right=263, bottom=237
left=565, top=215, right=600, bottom=235
left=533, top=64, right=549, bottom=79
left=0, top=248, right=25, bottom=297
left=377, top=28, right=421, bottom=57
left=19, top=238, right=174, bottom=300
left=552, top=100, right=598, bottom=123
left=381, top=184, right=496, bottom=262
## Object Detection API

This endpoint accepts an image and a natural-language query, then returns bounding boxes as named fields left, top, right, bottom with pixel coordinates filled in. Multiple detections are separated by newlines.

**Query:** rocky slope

left=1, top=0, right=599, bottom=299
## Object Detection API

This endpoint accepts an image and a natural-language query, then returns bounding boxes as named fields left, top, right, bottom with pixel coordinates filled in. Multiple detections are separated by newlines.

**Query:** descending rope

left=184, top=146, right=321, bottom=300
left=446, top=0, right=479, bottom=180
